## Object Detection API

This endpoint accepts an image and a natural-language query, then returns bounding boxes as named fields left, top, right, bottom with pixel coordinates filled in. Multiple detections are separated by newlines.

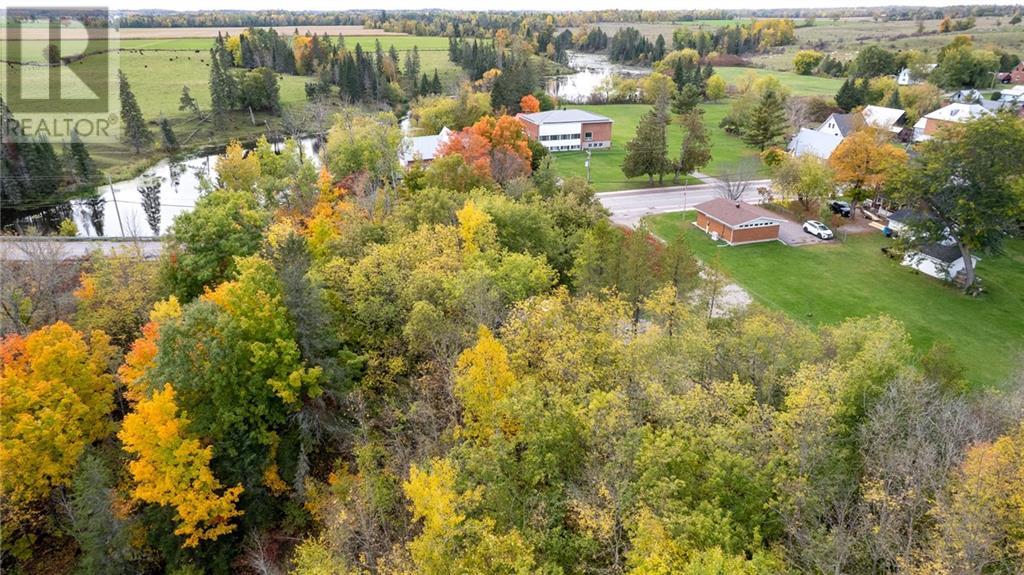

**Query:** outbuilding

left=902, top=243, right=979, bottom=283
left=693, top=198, right=784, bottom=245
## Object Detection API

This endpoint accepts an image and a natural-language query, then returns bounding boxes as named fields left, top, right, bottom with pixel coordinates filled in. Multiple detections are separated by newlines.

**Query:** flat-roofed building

left=516, top=109, right=613, bottom=152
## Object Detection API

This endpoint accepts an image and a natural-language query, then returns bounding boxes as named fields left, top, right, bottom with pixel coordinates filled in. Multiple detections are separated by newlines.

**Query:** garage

left=693, top=198, right=783, bottom=245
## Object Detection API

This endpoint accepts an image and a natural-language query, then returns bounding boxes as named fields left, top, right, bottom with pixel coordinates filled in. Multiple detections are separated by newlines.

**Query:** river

left=546, top=51, right=648, bottom=103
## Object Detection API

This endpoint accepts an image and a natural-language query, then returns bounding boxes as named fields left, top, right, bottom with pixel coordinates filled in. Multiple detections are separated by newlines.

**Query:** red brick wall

left=581, top=121, right=612, bottom=143
left=923, top=118, right=947, bottom=136
left=1012, top=65, right=1024, bottom=84
left=732, top=225, right=780, bottom=244
left=696, top=212, right=733, bottom=243
left=518, top=118, right=540, bottom=140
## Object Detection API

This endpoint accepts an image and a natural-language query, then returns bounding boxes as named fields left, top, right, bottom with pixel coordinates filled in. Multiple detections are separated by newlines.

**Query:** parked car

left=803, top=220, right=834, bottom=240
left=829, top=200, right=852, bottom=218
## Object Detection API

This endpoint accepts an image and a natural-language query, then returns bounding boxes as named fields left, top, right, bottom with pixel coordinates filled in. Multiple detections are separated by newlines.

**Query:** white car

left=803, top=220, right=834, bottom=240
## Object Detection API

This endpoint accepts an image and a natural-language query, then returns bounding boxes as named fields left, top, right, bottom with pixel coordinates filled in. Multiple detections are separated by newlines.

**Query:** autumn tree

left=773, top=154, right=836, bottom=212
left=793, top=49, right=824, bottom=75
left=889, top=113, right=1024, bottom=289
left=216, top=139, right=261, bottom=191
left=74, top=245, right=159, bottom=348
left=829, top=128, right=908, bottom=217
left=1, top=323, right=115, bottom=520
left=119, top=383, right=244, bottom=547
left=519, top=93, right=540, bottom=113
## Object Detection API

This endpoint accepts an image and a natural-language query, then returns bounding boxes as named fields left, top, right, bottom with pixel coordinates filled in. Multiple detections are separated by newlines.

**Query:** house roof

left=788, top=128, right=844, bottom=160
left=819, top=113, right=861, bottom=137
left=923, top=103, right=993, bottom=123
left=694, top=198, right=784, bottom=228
left=400, top=127, right=451, bottom=163
left=917, top=242, right=963, bottom=264
left=861, top=105, right=906, bottom=132
left=517, top=109, right=613, bottom=125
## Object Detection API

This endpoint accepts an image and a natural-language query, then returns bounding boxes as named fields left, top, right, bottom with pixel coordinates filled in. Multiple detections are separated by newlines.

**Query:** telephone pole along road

left=596, top=179, right=772, bottom=226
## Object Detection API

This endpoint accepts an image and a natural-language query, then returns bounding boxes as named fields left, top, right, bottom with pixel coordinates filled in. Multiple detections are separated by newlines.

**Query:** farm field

left=548, top=102, right=762, bottom=192
left=647, top=211, right=1024, bottom=389
left=0, top=24, right=404, bottom=40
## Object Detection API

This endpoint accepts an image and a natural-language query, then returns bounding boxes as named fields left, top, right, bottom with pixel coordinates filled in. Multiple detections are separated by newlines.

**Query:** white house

left=902, top=242, right=979, bottom=283
left=399, top=127, right=452, bottom=166
left=896, top=64, right=936, bottom=86
left=817, top=112, right=861, bottom=138
left=1000, top=84, right=1024, bottom=103
left=787, top=128, right=844, bottom=160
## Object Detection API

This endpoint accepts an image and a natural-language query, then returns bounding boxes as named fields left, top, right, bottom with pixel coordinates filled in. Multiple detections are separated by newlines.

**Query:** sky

left=10, top=0, right=1024, bottom=11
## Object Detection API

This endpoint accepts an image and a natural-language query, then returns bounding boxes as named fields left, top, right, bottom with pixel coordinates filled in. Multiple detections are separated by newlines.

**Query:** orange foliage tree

left=829, top=128, right=908, bottom=211
left=438, top=115, right=533, bottom=184
left=519, top=94, right=541, bottom=114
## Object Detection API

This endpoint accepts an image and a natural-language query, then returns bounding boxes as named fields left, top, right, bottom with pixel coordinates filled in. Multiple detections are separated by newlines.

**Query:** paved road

left=596, top=180, right=772, bottom=226
left=0, top=238, right=163, bottom=261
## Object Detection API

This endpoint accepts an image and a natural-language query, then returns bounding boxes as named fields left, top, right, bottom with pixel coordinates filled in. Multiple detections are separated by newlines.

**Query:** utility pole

left=107, top=174, right=125, bottom=237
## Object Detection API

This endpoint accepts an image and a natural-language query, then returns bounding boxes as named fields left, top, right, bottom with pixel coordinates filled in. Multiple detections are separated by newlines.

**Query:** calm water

left=72, top=139, right=320, bottom=238
left=546, top=51, right=647, bottom=103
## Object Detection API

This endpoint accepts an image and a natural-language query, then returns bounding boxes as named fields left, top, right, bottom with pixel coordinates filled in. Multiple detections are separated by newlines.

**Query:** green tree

left=742, top=87, right=788, bottom=150
left=853, top=45, right=897, bottom=78
left=159, top=189, right=269, bottom=301
left=622, top=108, right=669, bottom=184
left=158, top=117, right=179, bottom=152
left=673, top=110, right=712, bottom=183
left=118, top=70, right=153, bottom=154
left=671, top=84, right=703, bottom=114
left=67, top=452, right=135, bottom=574
left=890, top=113, right=1024, bottom=289
left=773, top=154, right=835, bottom=211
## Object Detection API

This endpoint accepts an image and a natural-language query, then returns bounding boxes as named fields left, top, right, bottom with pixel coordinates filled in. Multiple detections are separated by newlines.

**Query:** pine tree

left=671, top=84, right=703, bottom=115
left=158, top=117, right=179, bottom=152
left=742, top=87, right=788, bottom=150
left=886, top=88, right=902, bottom=109
left=137, top=173, right=163, bottom=236
left=420, top=72, right=431, bottom=97
left=118, top=70, right=153, bottom=154
left=431, top=69, right=442, bottom=94
left=835, top=78, right=862, bottom=112
left=178, top=86, right=202, bottom=120
left=209, top=47, right=239, bottom=128
left=675, top=110, right=712, bottom=183
left=65, top=130, right=98, bottom=191
left=622, top=108, right=669, bottom=184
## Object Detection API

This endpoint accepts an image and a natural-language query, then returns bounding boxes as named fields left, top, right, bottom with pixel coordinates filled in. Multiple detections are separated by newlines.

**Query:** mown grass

left=647, top=211, right=1024, bottom=390
left=548, top=102, right=762, bottom=192
left=715, top=66, right=846, bottom=96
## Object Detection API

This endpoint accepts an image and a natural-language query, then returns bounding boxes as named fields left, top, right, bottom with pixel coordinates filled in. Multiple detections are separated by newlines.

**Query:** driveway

left=745, top=204, right=830, bottom=247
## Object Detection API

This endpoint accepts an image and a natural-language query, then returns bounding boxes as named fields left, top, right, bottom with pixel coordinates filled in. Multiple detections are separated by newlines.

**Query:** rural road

left=596, top=179, right=772, bottom=226
left=0, top=238, right=162, bottom=261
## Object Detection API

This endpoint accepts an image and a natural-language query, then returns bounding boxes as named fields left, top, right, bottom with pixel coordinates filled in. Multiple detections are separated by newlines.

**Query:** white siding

left=537, top=122, right=582, bottom=151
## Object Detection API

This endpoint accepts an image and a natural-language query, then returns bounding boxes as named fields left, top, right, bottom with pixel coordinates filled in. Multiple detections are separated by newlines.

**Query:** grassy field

left=715, top=66, right=845, bottom=96
left=3, top=34, right=463, bottom=178
left=548, top=102, right=762, bottom=192
left=647, top=211, right=1024, bottom=389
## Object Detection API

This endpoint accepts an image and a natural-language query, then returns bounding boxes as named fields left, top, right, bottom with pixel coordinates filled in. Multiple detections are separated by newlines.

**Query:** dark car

left=829, top=200, right=852, bottom=218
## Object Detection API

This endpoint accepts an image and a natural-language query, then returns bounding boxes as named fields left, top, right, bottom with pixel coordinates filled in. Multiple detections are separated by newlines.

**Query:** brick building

left=516, top=109, right=613, bottom=152
left=693, top=199, right=783, bottom=245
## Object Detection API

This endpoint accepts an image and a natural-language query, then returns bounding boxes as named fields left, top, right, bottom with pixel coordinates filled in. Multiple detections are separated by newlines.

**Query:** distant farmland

left=0, top=24, right=403, bottom=41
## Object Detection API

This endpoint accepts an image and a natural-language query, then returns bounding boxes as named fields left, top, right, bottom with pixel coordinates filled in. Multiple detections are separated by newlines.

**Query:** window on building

left=584, top=131, right=593, bottom=141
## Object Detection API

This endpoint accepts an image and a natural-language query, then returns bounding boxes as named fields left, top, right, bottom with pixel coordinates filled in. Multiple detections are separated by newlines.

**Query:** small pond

left=546, top=51, right=648, bottom=103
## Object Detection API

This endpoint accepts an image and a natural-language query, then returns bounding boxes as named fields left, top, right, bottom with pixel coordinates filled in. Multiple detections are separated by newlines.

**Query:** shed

left=693, top=198, right=784, bottom=245
left=902, top=242, right=979, bottom=282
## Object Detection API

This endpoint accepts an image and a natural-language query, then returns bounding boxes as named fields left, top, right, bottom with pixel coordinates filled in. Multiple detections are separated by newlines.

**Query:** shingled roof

left=693, top=198, right=784, bottom=228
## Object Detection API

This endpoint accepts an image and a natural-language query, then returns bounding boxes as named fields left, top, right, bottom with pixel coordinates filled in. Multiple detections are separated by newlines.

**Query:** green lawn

left=715, top=67, right=845, bottom=97
left=548, top=103, right=762, bottom=192
left=647, top=212, right=1024, bottom=390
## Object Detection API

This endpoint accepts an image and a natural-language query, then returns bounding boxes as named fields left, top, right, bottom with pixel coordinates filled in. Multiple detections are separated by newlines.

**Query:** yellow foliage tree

left=456, top=199, right=496, bottom=256
left=453, top=326, right=518, bottom=440
left=0, top=322, right=115, bottom=513
left=829, top=129, right=908, bottom=199
left=118, top=383, right=243, bottom=547
left=216, top=139, right=261, bottom=191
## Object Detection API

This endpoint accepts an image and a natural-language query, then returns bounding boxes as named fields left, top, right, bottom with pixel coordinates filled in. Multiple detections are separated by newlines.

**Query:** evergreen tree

left=673, top=58, right=690, bottom=90
left=420, top=72, right=431, bottom=97
left=702, top=61, right=714, bottom=81
left=886, top=88, right=902, bottom=109
left=158, top=117, right=179, bottom=152
left=622, top=108, right=669, bottom=184
left=67, top=453, right=135, bottom=574
left=209, top=47, right=239, bottom=128
left=137, top=173, right=163, bottom=236
left=178, top=85, right=202, bottom=120
left=742, top=87, right=788, bottom=150
left=835, top=78, right=863, bottom=112
left=65, top=130, right=98, bottom=192
left=431, top=69, right=442, bottom=94
left=118, top=70, right=153, bottom=154
left=675, top=110, right=712, bottom=182
left=671, top=84, right=703, bottom=115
